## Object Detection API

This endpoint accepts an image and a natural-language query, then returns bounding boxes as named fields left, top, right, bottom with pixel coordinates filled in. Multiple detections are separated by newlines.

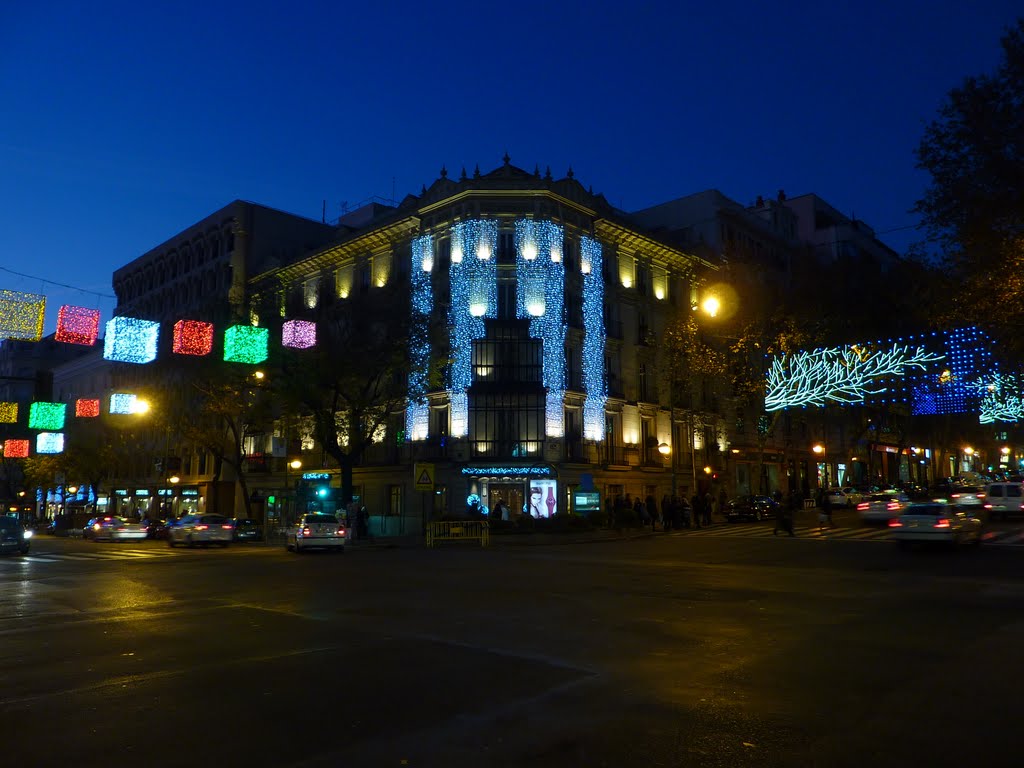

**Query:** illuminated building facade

left=250, top=159, right=718, bottom=527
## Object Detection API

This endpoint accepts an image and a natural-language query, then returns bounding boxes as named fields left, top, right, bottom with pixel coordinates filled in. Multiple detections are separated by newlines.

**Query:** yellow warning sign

left=414, top=462, right=435, bottom=491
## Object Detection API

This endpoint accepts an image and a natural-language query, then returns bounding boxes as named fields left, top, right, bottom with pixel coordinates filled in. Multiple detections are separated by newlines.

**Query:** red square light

left=172, top=319, right=214, bottom=356
left=3, top=439, right=30, bottom=458
left=55, top=305, right=101, bottom=345
left=76, top=398, right=101, bottom=417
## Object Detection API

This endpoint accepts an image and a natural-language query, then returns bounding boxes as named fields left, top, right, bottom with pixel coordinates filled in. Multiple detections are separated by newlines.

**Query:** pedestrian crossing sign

left=414, top=463, right=435, bottom=491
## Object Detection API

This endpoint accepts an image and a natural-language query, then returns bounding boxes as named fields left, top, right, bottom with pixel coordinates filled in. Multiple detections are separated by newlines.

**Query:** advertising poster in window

left=525, top=479, right=558, bottom=518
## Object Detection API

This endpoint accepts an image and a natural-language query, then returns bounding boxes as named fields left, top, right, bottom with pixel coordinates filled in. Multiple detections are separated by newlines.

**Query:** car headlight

left=23, top=529, right=33, bottom=540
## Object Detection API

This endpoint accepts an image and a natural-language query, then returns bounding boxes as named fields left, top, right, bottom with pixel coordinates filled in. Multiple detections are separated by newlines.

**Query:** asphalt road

left=2, top=524, right=1023, bottom=768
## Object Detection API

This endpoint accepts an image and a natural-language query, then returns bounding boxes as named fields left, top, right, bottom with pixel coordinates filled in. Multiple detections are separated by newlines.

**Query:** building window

left=472, top=333, right=542, bottom=384
left=389, top=485, right=403, bottom=517
left=469, top=392, right=545, bottom=459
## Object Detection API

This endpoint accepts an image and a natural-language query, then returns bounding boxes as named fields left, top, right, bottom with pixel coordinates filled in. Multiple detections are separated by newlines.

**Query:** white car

left=167, top=514, right=233, bottom=548
left=826, top=487, right=862, bottom=508
left=856, top=492, right=909, bottom=523
left=889, top=502, right=982, bottom=548
left=287, top=513, right=346, bottom=553
left=948, top=485, right=986, bottom=508
left=89, top=516, right=148, bottom=542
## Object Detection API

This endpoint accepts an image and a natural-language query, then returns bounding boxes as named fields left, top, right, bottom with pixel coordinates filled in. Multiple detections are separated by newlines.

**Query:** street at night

left=3, top=523, right=1024, bottom=767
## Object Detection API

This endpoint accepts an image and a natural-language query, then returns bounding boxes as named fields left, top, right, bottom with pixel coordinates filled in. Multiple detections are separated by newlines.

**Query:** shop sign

left=134, top=489, right=151, bottom=497
left=302, top=472, right=330, bottom=481
left=113, top=489, right=129, bottom=496
left=181, top=488, right=199, bottom=497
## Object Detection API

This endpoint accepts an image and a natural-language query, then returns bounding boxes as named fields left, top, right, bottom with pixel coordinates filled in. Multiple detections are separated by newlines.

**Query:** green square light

left=223, top=325, right=269, bottom=364
left=28, top=401, right=66, bottom=431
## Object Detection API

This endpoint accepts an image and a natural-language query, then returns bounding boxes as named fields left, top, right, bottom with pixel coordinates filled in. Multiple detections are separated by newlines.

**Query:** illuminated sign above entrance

left=461, top=466, right=553, bottom=478
left=302, top=472, right=330, bottom=481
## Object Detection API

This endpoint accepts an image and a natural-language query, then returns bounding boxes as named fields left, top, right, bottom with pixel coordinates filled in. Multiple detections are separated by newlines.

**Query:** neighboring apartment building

left=632, top=188, right=914, bottom=492
left=247, top=159, right=721, bottom=531
left=99, top=201, right=339, bottom=519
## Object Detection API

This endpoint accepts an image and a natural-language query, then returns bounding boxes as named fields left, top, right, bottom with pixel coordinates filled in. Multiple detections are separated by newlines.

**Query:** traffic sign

left=414, top=462, right=435, bottom=491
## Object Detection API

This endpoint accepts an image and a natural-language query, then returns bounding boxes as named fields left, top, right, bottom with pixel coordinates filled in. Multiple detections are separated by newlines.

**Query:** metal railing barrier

left=426, top=520, right=489, bottom=548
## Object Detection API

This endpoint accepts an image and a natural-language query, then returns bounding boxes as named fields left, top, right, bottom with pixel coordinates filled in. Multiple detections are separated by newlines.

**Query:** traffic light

left=267, top=495, right=276, bottom=504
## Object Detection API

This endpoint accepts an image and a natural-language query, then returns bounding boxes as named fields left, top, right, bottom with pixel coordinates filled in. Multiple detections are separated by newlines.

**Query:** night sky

left=1, top=0, right=1019, bottom=334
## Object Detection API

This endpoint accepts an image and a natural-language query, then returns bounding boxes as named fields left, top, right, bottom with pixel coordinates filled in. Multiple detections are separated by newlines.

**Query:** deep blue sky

left=2, top=1, right=1020, bottom=334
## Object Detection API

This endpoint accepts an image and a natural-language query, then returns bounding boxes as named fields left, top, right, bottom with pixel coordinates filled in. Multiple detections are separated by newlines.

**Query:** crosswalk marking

left=679, top=523, right=1024, bottom=546
left=0, top=548, right=182, bottom=565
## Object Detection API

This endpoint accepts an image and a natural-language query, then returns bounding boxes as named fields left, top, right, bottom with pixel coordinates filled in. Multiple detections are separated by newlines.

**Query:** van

left=983, top=482, right=1024, bottom=520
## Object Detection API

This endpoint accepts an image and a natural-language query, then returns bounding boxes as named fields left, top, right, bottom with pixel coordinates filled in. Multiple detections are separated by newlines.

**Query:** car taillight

left=302, top=527, right=311, bottom=536
left=887, top=502, right=899, bottom=511
left=951, top=493, right=961, bottom=499
left=93, top=523, right=101, bottom=530
left=857, top=503, right=868, bottom=511
left=195, top=524, right=208, bottom=531
left=934, top=518, right=951, bottom=528
left=984, top=503, right=992, bottom=509
left=888, top=518, right=903, bottom=528
left=977, top=493, right=986, bottom=499
left=221, top=524, right=232, bottom=530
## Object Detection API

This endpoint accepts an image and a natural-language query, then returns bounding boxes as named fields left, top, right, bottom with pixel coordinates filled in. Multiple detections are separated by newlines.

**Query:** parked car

left=286, top=513, right=346, bottom=553
left=857, top=492, right=910, bottom=524
left=167, top=514, right=233, bottom=548
left=889, top=502, right=982, bottom=548
left=87, top=516, right=148, bottom=542
left=143, top=518, right=171, bottom=539
left=983, top=482, right=1024, bottom=521
left=0, top=516, right=31, bottom=555
left=724, top=495, right=779, bottom=523
left=231, top=518, right=263, bottom=542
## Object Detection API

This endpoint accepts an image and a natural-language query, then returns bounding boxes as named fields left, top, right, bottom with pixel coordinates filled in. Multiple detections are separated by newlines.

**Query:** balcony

left=469, top=439, right=545, bottom=461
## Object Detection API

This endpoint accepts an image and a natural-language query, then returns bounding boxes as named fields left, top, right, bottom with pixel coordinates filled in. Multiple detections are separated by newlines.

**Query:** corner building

left=251, top=160, right=720, bottom=527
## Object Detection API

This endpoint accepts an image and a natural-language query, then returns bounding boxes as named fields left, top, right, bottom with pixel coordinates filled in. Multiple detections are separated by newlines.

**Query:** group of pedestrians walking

left=606, top=489, right=724, bottom=531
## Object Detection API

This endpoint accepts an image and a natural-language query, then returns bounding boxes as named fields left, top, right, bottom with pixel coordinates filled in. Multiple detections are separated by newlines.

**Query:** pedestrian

left=691, top=493, right=703, bottom=529
left=702, top=490, right=713, bottom=527
left=822, top=490, right=835, bottom=528
left=357, top=505, right=369, bottom=539
left=775, top=491, right=796, bottom=536
left=634, top=495, right=648, bottom=527
left=661, top=494, right=672, bottom=532
left=646, top=494, right=659, bottom=530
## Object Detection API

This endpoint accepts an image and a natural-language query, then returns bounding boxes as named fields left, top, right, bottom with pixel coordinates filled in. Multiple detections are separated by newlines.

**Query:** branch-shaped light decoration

left=765, top=344, right=945, bottom=411
left=976, top=372, right=1024, bottom=424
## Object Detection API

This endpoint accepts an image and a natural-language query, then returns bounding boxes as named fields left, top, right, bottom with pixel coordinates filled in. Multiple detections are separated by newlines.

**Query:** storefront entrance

left=487, top=483, right=523, bottom=520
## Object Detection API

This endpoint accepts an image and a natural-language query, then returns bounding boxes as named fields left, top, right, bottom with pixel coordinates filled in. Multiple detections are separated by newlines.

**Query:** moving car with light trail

left=88, top=516, right=148, bottom=542
left=889, top=502, right=982, bottom=549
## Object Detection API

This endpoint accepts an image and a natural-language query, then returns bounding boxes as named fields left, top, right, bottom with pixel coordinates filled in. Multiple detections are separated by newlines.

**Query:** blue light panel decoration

left=103, top=316, right=160, bottom=364
left=765, top=342, right=944, bottom=411
left=516, top=219, right=566, bottom=437
left=907, top=327, right=994, bottom=416
left=36, top=432, right=65, bottom=454
left=406, top=234, right=433, bottom=440
left=580, top=236, right=607, bottom=440
left=448, top=219, right=498, bottom=436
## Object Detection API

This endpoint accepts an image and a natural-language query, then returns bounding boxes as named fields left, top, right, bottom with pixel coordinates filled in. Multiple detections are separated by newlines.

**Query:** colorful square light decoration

left=109, top=393, right=140, bottom=415
left=0, top=289, right=45, bottom=341
left=36, top=432, right=65, bottom=454
left=55, top=305, right=101, bottom=345
left=223, top=325, right=269, bottom=364
left=28, top=402, right=66, bottom=430
left=282, top=319, right=316, bottom=349
left=173, top=319, right=214, bottom=355
left=76, top=398, right=101, bottom=417
left=3, top=439, right=30, bottom=458
left=0, top=402, right=17, bottom=423
left=103, top=316, right=160, bottom=364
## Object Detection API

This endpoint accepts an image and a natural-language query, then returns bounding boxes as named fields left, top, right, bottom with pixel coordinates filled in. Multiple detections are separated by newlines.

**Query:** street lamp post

left=813, top=443, right=827, bottom=489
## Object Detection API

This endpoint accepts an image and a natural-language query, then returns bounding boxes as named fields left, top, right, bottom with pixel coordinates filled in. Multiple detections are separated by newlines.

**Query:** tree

left=265, top=278, right=443, bottom=508
left=914, top=18, right=1024, bottom=355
